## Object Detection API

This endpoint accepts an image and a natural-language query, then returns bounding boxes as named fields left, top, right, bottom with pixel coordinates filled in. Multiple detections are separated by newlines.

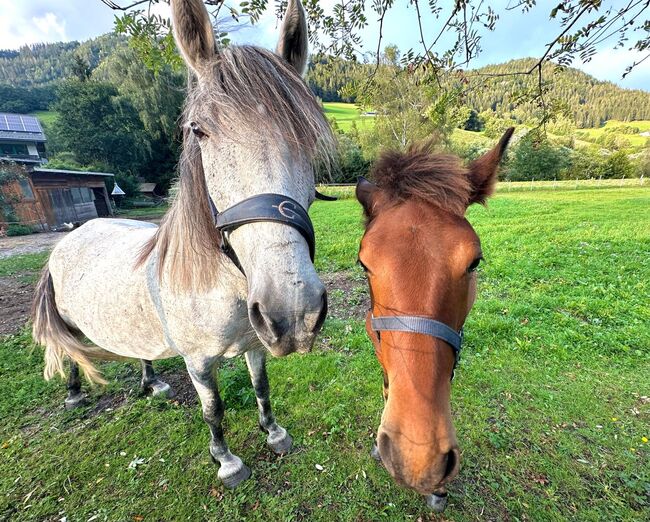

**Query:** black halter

left=210, top=190, right=334, bottom=274
left=370, top=315, right=463, bottom=380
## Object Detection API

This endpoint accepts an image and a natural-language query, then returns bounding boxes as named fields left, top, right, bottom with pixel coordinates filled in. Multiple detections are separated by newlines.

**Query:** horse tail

left=32, top=263, right=108, bottom=385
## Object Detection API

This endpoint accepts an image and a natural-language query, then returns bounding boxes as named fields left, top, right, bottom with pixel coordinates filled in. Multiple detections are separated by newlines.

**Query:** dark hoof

left=371, top=444, right=382, bottom=463
left=64, top=393, right=87, bottom=410
left=144, top=380, right=175, bottom=398
left=219, top=462, right=252, bottom=489
left=425, top=493, right=448, bottom=513
left=268, top=430, right=293, bottom=455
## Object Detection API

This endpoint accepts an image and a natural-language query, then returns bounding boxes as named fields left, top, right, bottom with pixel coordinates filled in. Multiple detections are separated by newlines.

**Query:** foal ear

left=276, top=0, right=309, bottom=75
left=356, top=176, right=379, bottom=217
left=170, top=0, right=217, bottom=76
left=468, top=127, right=515, bottom=205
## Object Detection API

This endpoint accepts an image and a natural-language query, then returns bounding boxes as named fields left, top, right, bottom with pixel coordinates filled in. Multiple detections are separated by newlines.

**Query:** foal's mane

left=138, top=45, right=334, bottom=292
left=371, top=140, right=472, bottom=218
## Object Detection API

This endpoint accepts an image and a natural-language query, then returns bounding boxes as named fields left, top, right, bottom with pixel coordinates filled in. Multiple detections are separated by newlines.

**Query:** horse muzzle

left=248, top=286, right=327, bottom=356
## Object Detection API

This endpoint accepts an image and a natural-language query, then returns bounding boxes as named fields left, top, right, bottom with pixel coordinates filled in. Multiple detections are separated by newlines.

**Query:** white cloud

left=576, top=47, right=650, bottom=90
left=0, top=3, right=67, bottom=50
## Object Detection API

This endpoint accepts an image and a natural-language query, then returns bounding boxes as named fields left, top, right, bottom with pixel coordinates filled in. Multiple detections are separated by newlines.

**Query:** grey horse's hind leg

left=245, top=349, right=293, bottom=454
left=186, top=358, right=251, bottom=488
left=64, top=361, right=86, bottom=409
left=140, top=360, right=174, bottom=398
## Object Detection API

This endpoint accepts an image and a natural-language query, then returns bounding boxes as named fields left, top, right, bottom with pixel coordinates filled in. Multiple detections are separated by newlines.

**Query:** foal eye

left=468, top=257, right=482, bottom=273
left=189, top=121, right=207, bottom=139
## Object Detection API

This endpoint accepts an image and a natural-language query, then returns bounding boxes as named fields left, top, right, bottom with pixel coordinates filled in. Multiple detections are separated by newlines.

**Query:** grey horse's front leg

left=140, top=360, right=174, bottom=398
left=186, top=359, right=251, bottom=488
left=245, top=349, right=293, bottom=454
left=64, top=361, right=86, bottom=409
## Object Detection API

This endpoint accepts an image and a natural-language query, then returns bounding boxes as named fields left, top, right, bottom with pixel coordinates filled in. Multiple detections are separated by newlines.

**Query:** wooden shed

left=1, top=166, right=114, bottom=231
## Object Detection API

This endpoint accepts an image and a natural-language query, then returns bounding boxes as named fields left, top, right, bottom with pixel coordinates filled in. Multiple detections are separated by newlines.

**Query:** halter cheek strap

left=370, top=315, right=463, bottom=379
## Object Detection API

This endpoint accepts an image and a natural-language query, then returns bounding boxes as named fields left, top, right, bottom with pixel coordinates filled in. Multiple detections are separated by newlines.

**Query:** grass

left=1, top=188, right=649, bottom=520
left=32, top=110, right=57, bottom=127
left=115, top=205, right=170, bottom=219
left=577, top=120, right=650, bottom=150
left=323, top=102, right=374, bottom=133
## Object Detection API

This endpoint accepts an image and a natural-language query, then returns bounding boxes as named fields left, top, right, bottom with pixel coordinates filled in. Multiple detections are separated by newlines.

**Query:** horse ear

left=356, top=176, right=379, bottom=217
left=276, top=0, right=309, bottom=75
left=468, top=127, right=515, bottom=205
left=170, top=0, right=217, bottom=76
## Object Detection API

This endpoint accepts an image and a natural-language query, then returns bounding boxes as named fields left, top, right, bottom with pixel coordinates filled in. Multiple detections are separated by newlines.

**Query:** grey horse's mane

left=138, top=45, right=335, bottom=292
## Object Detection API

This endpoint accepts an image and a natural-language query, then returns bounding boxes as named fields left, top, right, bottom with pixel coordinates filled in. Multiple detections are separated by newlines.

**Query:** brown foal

left=356, top=128, right=514, bottom=511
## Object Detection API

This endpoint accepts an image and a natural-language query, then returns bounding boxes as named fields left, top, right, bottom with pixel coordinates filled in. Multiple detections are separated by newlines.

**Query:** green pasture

left=576, top=120, right=650, bottom=149
left=32, top=110, right=58, bottom=127
left=323, top=102, right=374, bottom=133
left=1, top=187, right=649, bottom=521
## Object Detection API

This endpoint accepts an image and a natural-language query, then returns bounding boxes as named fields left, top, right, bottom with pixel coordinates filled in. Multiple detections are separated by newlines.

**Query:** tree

left=52, top=80, right=150, bottom=176
left=352, top=46, right=442, bottom=157
left=505, top=131, right=571, bottom=181
left=104, top=0, right=650, bottom=104
left=94, top=46, right=185, bottom=191
left=603, top=151, right=635, bottom=179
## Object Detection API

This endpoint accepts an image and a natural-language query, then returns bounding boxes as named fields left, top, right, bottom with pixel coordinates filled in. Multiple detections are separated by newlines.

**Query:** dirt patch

left=0, top=216, right=164, bottom=260
left=320, top=269, right=369, bottom=321
left=0, top=273, right=35, bottom=335
left=162, top=369, right=198, bottom=406
left=0, top=231, right=63, bottom=259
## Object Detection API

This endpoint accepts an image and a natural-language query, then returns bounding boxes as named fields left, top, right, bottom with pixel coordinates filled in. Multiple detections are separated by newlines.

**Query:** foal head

left=164, top=0, right=333, bottom=355
left=356, top=129, right=513, bottom=502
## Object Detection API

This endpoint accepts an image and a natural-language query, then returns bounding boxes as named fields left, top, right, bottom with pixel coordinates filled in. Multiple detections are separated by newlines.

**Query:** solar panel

left=0, top=115, right=8, bottom=131
left=21, top=116, right=42, bottom=132
left=6, top=114, right=24, bottom=131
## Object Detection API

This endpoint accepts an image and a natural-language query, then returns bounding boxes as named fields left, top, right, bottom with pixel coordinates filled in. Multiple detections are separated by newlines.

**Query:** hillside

left=1, top=35, right=649, bottom=129
left=465, top=58, right=650, bottom=128
left=0, top=34, right=125, bottom=87
left=307, top=56, right=650, bottom=129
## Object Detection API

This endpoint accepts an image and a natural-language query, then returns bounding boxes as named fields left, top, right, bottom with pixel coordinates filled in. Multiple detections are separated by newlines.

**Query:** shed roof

left=33, top=167, right=115, bottom=177
left=139, top=182, right=157, bottom=193
left=0, top=113, right=46, bottom=142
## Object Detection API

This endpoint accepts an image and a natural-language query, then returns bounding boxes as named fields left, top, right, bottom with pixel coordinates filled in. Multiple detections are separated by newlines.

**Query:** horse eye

left=468, top=257, right=482, bottom=273
left=189, top=121, right=207, bottom=139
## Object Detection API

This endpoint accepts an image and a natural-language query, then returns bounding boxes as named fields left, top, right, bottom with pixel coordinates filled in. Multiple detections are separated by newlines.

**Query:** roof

left=139, top=182, right=157, bottom=193
left=32, top=167, right=115, bottom=177
left=0, top=113, right=46, bottom=142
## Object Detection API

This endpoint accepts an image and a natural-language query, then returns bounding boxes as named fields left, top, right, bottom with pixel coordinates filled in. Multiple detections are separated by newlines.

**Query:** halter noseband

left=370, top=315, right=463, bottom=380
left=210, top=191, right=334, bottom=275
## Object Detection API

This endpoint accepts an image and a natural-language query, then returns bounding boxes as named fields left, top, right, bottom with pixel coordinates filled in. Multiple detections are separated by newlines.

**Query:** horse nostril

left=442, top=448, right=459, bottom=482
left=311, top=291, right=328, bottom=333
left=249, top=302, right=286, bottom=342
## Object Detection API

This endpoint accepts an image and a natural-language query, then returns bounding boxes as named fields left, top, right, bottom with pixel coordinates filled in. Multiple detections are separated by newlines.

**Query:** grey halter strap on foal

left=209, top=190, right=335, bottom=274
left=370, top=315, right=463, bottom=379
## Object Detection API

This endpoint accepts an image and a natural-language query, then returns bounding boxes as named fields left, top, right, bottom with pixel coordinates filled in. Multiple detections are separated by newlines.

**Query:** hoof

left=267, top=429, right=293, bottom=455
left=218, top=460, right=252, bottom=489
left=371, top=444, right=382, bottom=463
left=145, top=380, right=175, bottom=398
left=425, top=493, right=448, bottom=513
left=64, top=393, right=87, bottom=410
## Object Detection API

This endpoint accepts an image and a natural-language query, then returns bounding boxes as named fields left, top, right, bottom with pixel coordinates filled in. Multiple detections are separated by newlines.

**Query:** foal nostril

left=442, top=448, right=460, bottom=482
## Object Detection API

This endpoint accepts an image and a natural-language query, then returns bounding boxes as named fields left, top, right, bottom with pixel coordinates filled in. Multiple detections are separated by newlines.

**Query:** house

left=0, top=113, right=47, bottom=164
left=0, top=113, right=114, bottom=232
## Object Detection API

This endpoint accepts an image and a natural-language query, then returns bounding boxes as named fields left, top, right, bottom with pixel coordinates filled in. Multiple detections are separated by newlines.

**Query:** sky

left=0, top=0, right=648, bottom=91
